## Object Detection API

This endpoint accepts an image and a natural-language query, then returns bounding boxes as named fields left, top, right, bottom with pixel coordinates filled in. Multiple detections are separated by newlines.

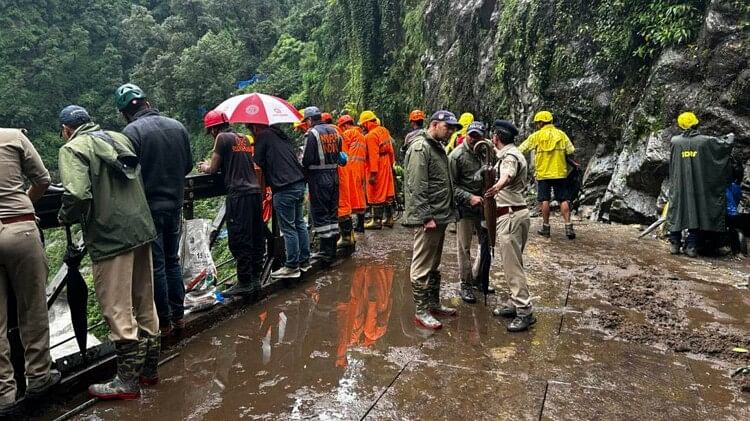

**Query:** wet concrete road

left=73, top=220, right=749, bottom=420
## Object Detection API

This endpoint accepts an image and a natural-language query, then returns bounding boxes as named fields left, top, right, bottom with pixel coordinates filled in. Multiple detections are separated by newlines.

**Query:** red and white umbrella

left=214, top=93, right=302, bottom=125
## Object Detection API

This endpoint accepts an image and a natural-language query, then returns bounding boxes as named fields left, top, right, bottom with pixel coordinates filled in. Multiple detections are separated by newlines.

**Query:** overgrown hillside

left=1, top=0, right=748, bottom=222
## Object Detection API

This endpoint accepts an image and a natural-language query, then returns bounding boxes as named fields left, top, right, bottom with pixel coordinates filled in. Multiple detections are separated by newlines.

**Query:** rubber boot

left=364, top=206, right=383, bottom=230
left=426, top=272, right=457, bottom=316
left=383, top=205, right=395, bottom=228
left=88, top=340, right=144, bottom=400
left=538, top=223, right=551, bottom=238
left=354, top=213, right=366, bottom=233
left=565, top=223, right=576, bottom=240
left=223, top=272, right=261, bottom=297
left=139, top=332, right=161, bottom=386
left=414, top=290, right=442, bottom=330
left=337, top=217, right=355, bottom=249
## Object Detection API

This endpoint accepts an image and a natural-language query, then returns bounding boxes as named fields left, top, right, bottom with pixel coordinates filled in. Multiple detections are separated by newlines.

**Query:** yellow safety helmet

left=677, top=112, right=699, bottom=130
left=358, top=110, right=377, bottom=125
left=533, top=110, right=554, bottom=123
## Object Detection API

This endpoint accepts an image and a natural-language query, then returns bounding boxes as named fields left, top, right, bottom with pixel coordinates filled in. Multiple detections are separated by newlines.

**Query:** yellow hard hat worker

left=446, top=112, right=474, bottom=153
left=677, top=112, right=699, bottom=130
left=358, top=110, right=377, bottom=125
left=534, top=110, right=554, bottom=123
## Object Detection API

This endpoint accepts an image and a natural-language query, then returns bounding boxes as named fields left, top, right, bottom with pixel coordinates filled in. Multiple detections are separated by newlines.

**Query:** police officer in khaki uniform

left=0, top=128, right=60, bottom=415
left=484, top=120, right=535, bottom=332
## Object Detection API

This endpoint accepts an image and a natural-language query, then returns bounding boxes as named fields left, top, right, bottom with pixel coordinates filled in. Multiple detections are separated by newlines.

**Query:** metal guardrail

left=6, top=174, right=233, bottom=395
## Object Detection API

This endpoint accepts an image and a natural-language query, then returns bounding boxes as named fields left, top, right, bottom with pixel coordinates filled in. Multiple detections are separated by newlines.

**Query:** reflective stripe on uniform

left=308, top=128, right=338, bottom=170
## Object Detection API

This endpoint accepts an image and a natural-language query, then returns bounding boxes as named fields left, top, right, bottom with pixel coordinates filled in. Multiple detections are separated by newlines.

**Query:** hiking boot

left=172, top=318, right=185, bottom=330
left=459, top=285, right=477, bottom=304
left=473, top=284, right=496, bottom=294
left=25, top=369, right=61, bottom=398
left=538, top=224, right=551, bottom=238
left=669, top=242, right=681, bottom=255
left=159, top=323, right=172, bottom=337
left=223, top=276, right=261, bottom=296
left=271, top=266, right=301, bottom=279
left=299, top=261, right=312, bottom=272
left=507, top=314, right=536, bottom=332
left=429, top=303, right=458, bottom=317
left=415, top=311, right=442, bottom=330
left=717, top=245, right=732, bottom=256
left=88, top=341, right=143, bottom=400
left=684, top=247, right=698, bottom=258
left=565, top=224, right=576, bottom=240
left=493, top=305, right=516, bottom=318
left=139, top=332, right=160, bottom=386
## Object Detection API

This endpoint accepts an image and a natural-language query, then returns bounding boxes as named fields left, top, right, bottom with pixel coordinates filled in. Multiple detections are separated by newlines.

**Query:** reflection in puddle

left=336, top=265, right=395, bottom=367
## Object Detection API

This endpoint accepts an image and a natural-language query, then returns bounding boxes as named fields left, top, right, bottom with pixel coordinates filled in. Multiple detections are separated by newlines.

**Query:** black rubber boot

left=355, top=213, right=366, bottom=233
left=459, top=283, right=476, bottom=304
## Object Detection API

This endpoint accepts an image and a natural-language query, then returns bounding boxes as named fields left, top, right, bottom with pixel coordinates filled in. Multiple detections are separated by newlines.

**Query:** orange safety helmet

left=322, top=112, right=334, bottom=124
left=409, top=109, right=425, bottom=122
left=337, top=115, right=355, bottom=127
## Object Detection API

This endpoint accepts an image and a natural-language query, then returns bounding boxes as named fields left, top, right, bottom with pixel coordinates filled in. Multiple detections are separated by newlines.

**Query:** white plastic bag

left=179, top=219, right=217, bottom=292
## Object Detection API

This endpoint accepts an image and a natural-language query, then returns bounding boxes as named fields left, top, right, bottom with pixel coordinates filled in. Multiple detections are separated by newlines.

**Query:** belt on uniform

left=0, top=213, right=36, bottom=224
left=378, top=152, right=389, bottom=156
left=496, top=206, right=527, bottom=218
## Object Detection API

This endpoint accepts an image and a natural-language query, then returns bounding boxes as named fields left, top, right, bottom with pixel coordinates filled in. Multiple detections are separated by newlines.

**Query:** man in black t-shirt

left=198, top=110, right=265, bottom=297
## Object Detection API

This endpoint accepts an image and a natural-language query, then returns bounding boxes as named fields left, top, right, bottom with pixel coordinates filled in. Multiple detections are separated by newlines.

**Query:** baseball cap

left=467, top=122, right=485, bottom=136
left=430, top=110, right=462, bottom=129
left=59, top=105, right=91, bottom=127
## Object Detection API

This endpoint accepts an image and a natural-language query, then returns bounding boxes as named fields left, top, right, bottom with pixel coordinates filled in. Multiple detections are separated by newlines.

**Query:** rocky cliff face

left=393, top=0, right=749, bottom=224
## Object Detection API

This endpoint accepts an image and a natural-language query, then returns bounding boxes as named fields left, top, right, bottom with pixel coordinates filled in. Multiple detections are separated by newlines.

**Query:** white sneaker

left=271, top=266, right=301, bottom=279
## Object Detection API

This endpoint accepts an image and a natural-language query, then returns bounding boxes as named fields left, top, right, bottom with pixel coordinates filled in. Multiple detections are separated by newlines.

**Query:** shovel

left=64, top=226, right=89, bottom=356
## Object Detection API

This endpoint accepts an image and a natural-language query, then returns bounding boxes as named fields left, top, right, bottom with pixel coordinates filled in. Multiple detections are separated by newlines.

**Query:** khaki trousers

left=0, top=221, right=52, bottom=404
left=410, top=225, right=447, bottom=309
left=456, top=217, right=482, bottom=286
left=92, top=244, right=159, bottom=342
left=496, top=209, right=532, bottom=315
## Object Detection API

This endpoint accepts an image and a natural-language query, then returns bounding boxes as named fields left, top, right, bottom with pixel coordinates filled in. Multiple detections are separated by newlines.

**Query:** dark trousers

left=151, top=209, right=185, bottom=325
left=308, top=170, right=339, bottom=239
left=669, top=229, right=698, bottom=249
left=227, top=193, right=265, bottom=281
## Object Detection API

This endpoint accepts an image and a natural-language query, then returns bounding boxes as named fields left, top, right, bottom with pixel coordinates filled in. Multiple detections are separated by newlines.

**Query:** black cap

left=467, top=122, right=485, bottom=136
left=494, top=119, right=519, bottom=137
left=59, top=105, right=91, bottom=127
left=430, top=111, right=462, bottom=129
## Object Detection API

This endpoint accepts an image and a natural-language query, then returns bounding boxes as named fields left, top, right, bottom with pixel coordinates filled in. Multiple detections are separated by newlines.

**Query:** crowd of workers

left=0, top=75, right=740, bottom=413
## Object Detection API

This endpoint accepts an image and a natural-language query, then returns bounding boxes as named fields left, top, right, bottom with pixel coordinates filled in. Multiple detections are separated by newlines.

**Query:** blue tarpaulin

left=236, top=74, right=267, bottom=89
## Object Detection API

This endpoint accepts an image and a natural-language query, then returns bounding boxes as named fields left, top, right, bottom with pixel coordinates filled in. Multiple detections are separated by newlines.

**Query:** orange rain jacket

left=363, top=122, right=395, bottom=206
left=336, top=124, right=352, bottom=218
left=341, top=125, right=368, bottom=213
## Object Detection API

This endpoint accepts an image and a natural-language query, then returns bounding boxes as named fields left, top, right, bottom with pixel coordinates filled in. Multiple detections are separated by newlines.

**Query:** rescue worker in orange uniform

left=359, top=111, right=396, bottom=229
left=335, top=116, right=355, bottom=249
left=338, top=115, right=368, bottom=232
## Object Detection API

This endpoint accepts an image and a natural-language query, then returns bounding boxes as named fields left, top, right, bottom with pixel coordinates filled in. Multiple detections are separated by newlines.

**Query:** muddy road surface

left=63, top=219, right=749, bottom=420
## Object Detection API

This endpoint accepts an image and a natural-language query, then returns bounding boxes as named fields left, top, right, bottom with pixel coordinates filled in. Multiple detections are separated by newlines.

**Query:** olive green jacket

left=58, top=123, right=156, bottom=262
left=448, top=142, right=484, bottom=219
left=402, top=130, right=457, bottom=227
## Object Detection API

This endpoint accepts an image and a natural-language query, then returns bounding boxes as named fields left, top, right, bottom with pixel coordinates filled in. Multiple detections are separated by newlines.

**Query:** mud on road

left=64, top=218, right=749, bottom=420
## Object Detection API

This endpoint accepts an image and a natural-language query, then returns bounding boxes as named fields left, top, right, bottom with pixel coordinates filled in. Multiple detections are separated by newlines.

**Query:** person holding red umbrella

left=198, top=111, right=265, bottom=296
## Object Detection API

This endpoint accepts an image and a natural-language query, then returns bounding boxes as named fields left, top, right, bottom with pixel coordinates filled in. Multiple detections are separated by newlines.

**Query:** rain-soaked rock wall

left=365, top=0, right=750, bottom=224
